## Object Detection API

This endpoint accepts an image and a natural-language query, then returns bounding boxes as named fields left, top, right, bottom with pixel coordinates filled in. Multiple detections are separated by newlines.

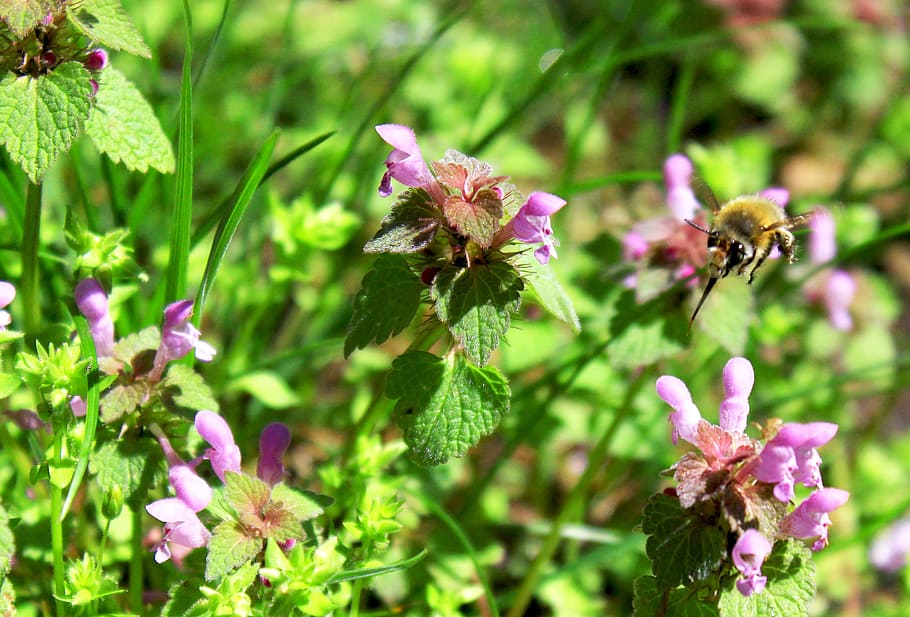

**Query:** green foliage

left=633, top=575, right=719, bottom=617
left=89, top=435, right=164, bottom=508
left=363, top=188, right=442, bottom=253
left=443, top=189, right=502, bottom=247
left=0, top=62, right=92, bottom=182
left=161, top=363, right=220, bottom=414
left=387, top=350, right=510, bottom=465
left=0, top=0, right=62, bottom=37
left=67, top=0, right=151, bottom=57
left=717, top=541, right=815, bottom=617
left=206, top=521, right=263, bottom=582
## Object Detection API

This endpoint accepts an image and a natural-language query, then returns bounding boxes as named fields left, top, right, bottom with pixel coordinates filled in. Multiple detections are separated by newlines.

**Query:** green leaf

left=327, top=549, right=428, bottom=584
left=633, top=575, right=719, bottom=617
left=717, top=540, right=814, bottom=617
left=112, top=325, right=159, bottom=365
left=515, top=251, right=580, bottom=332
left=0, top=62, right=93, bottom=183
left=0, top=503, right=14, bottom=574
left=387, top=351, right=510, bottom=466
left=161, top=363, right=219, bottom=413
left=90, top=436, right=165, bottom=507
left=99, top=382, right=148, bottom=422
left=0, top=0, right=61, bottom=37
left=0, top=372, right=21, bottom=398
left=344, top=254, right=424, bottom=357
left=443, top=189, right=502, bottom=247
left=641, top=493, right=727, bottom=592
left=223, top=471, right=271, bottom=516
left=85, top=67, right=174, bottom=174
left=205, top=521, right=263, bottom=581
left=607, top=289, right=687, bottom=368
left=692, top=277, right=753, bottom=356
left=68, top=0, right=151, bottom=57
left=432, top=261, right=523, bottom=367
left=0, top=578, right=15, bottom=616
left=270, top=484, right=326, bottom=522
left=229, top=371, right=299, bottom=409
left=363, top=188, right=442, bottom=253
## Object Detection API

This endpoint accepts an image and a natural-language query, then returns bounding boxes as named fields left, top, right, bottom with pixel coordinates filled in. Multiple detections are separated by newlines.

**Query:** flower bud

left=102, top=486, right=124, bottom=520
left=84, top=49, right=108, bottom=72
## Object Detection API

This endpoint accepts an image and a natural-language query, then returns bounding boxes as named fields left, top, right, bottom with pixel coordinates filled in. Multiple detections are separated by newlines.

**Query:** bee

left=685, top=186, right=816, bottom=328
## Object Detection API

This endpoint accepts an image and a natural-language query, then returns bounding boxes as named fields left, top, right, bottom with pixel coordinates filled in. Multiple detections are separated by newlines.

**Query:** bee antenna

left=685, top=219, right=711, bottom=234
left=688, top=277, right=718, bottom=332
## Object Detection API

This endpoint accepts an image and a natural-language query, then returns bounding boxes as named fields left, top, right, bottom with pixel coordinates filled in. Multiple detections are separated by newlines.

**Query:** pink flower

left=509, top=191, right=567, bottom=264
left=70, top=396, right=87, bottom=418
left=718, top=357, right=754, bottom=434
left=655, top=375, right=703, bottom=445
left=782, top=487, right=849, bottom=551
left=375, top=124, right=435, bottom=198
left=146, top=498, right=211, bottom=564
left=84, top=48, right=107, bottom=72
left=732, top=529, right=772, bottom=596
left=151, top=300, right=216, bottom=379
left=158, top=435, right=212, bottom=512
left=759, top=187, right=790, bottom=208
left=809, top=208, right=836, bottom=264
left=751, top=422, right=839, bottom=502
left=623, top=230, right=649, bottom=261
left=0, top=281, right=15, bottom=329
left=869, top=516, right=910, bottom=572
left=257, top=423, right=291, bottom=485
left=74, top=278, right=115, bottom=357
left=195, top=410, right=241, bottom=482
left=663, top=154, right=700, bottom=221
left=823, top=270, right=856, bottom=331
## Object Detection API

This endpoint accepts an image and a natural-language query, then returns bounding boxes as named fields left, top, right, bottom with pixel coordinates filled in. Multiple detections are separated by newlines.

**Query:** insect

left=685, top=186, right=816, bottom=328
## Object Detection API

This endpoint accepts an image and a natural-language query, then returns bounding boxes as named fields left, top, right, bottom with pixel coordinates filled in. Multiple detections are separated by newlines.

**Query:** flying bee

left=685, top=186, right=816, bottom=328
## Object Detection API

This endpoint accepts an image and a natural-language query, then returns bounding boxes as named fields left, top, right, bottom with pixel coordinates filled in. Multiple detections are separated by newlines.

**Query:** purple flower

left=158, top=435, right=212, bottom=512
left=195, top=410, right=241, bottom=482
left=869, top=516, right=910, bottom=572
left=375, top=124, right=435, bottom=198
left=257, top=423, right=291, bottom=485
left=623, top=230, right=649, bottom=261
left=781, top=487, right=849, bottom=551
left=146, top=497, right=211, bottom=564
left=823, top=270, right=856, bottom=331
left=732, top=529, right=772, bottom=596
left=751, top=422, right=838, bottom=502
left=759, top=187, right=790, bottom=208
left=0, top=281, right=15, bottom=329
left=150, top=300, right=216, bottom=379
left=655, top=375, right=703, bottom=445
left=663, top=154, right=700, bottom=221
left=70, top=396, right=87, bottom=418
left=74, top=278, right=115, bottom=357
left=84, top=48, right=107, bottom=72
left=509, top=191, right=567, bottom=264
left=809, top=208, right=836, bottom=264
left=718, top=357, right=754, bottom=434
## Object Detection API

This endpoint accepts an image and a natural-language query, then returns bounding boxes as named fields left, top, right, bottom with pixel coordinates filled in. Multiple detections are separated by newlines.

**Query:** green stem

left=504, top=372, right=647, bottom=617
left=50, top=435, right=66, bottom=617
left=21, top=181, right=42, bottom=340
left=129, top=507, right=144, bottom=615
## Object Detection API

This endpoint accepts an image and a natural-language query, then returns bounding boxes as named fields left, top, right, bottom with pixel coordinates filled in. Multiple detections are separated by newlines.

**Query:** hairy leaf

left=85, top=67, right=174, bottom=173
left=344, top=254, right=424, bottom=357
left=223, top=471, right=271, bottom=516
left=633, top=575, right=719, bottom=617
left=443, top=189, right=502, bottom=247
left=364, top=188, right=441, bottom=253
left=432, top=261, right=522, bottom=367
left=161, top=363, right=219, bottom=413
left=717, top=540, right=815, bottom=617
left=68, top=0, right=151, bottom=56
left=387, top=351, right=510, bottom=466
left=205, top=521, right=263, bottom=581
left=515, top=251, right=580, bottom=332
left=642, top=493, right=727, bottom=592
left=0, top=62, right=92, bottom=182
left=0, top=0, right=62, bottom=37
left=90, top=436, right=165, bottom=507
left=99, top=381, right=148, bottom=422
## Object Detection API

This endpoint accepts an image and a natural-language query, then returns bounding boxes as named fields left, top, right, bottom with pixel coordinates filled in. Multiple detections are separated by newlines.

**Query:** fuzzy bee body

left=686, top=190, right=815, bottom=328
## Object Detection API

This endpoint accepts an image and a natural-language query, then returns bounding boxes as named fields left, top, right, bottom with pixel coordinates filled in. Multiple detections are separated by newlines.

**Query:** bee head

left=706, top=233, right=746, bottom=279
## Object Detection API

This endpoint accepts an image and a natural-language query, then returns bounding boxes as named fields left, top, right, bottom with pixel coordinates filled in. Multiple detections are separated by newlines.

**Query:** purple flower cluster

left=804, top=208, right=856, bottom=330
left=376, top=123, right=566, bottom=265
left=656, top=357, right=849, bottom=596
left=146, top=412, right=292, bottom=564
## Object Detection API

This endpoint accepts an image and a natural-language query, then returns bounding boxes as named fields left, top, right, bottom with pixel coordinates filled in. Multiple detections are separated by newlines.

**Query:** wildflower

left=257, top=423, right=291, bottom=485
left=0, top=281, right=15, bottom=329
left=732, top=529, right=772, bottom=596
left=750, top=422, right=838, bottom=502
left=781, top=487, right=850, bottom=551
left=805, top=208, right=856, bottom=331
left=158, top=434, right=212, bottom=512
left=150, top=300, right=216, bottom=379
left=146, top=497, right=211, bottom=564
left=195, top=410, right=241, bottom=482
left=664, top=154, right=700, bottom=221
left=718, top=356, right=754, bottom=434
left=84, top=48, right=107, bottom=72
left=655, top=374, right=704, bottom=446
left=508, top=192, right=567, bottom=264
left=869, top=516, right=910, bottom=572
left=74, top=278, right=115, bottom=357
left=70, top=396, right=87, bottom=418
left=375, top=124, right=437, bottom=199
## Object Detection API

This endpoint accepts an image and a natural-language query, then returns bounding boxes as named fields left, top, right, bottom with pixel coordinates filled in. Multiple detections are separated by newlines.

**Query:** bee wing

left=692, top=177, right=722, bottom=214
left=761, top=209, right=818, bottom=232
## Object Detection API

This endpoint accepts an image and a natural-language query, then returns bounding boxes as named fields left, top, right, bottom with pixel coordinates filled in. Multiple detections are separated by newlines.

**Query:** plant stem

left=504, top=372, right=647, bottom=617
left=21, top=181, right=42, bottom=341
left=50, top=435, right=66, bottom=617
left=130, top=507, right=144, bottom=615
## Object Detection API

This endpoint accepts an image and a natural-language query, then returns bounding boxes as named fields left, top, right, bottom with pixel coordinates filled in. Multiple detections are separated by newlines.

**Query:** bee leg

left=777, top=230, right=797, bottom=264
left=746, top=244, right=773, bottom=285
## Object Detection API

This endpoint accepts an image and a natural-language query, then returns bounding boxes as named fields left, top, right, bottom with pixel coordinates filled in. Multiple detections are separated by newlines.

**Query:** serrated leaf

left=0, top=372, right=21, bottom=398
left=112, top=326, right=159, bottom=364
left=386, top=350, right=510, bottom=466
left=432, top=262, right=523, bottom=367
left=0, top=62, right=92, bottom=183
left=443, top=189, right=502, bottom=247
left=717, top=540, right=814, bottom=617
left=344, top=254, right=424, bottom=357
left=99, top=382, right=148, bottom=422
left=0, top=503, right=13, bottom=574
left=161, top=363, right=219, bottom=413
left=229, top=371, right=299, bottom=409
left=223, top=471, right=271, bottom=515
left=68, top=0, right=150, bottom=56
left=90, top=436, right=165, bottom=507
left=363, top=188, right=441, bottom=253
left=0, top=330, right=23, bottom=346
left=515, top=251, right=580, bottom=332
left=633, top=575, right=719, bottom=617
left=642, top=493, right=727, bottom=591
left=693, top=278, right=753, bottom=356
left=0, top=0, right=61, bottom=37
left=270, top=484, right=326, bottom=522
left=85, top=67, right=174, bottom=173
left=205, top=521, right=263, bottom=581
left=608, top=289, right=687, bottom=368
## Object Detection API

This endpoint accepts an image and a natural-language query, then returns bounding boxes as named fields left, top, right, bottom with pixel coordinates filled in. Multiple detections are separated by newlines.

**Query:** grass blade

left=194, top=131, right=279, bottom=321
left=326, top=549, right=428, bottom=584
